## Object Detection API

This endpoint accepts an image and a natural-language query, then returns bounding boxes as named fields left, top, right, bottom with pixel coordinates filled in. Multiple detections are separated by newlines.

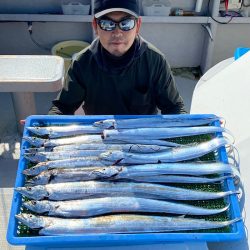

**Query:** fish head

left=100, top=151, right=125, bottom=164
left=26, top=127, right=49, bottom=136
left=15, top=185, right=47, bottom=200
left=23, top=163, right=47, bottom=176
left=22, top=137, right=45, bottom=147
left=103, top=166, right=122, bottom=176
left=93, top=119, right=115, bottom=129
left=23, top=200, right=52, bottom=213
left=26, top=172, right=50, bottom=186
left=91, top=166, right=121, bottom=179
left=15, top=213, right=45, bottom=229
left=25, top=148, right=39, bottom=153
left=24, top=153, right=47, bottom=163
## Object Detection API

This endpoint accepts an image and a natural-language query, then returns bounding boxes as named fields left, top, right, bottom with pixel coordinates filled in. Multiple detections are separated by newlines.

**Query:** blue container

left=7, top=114, right=245, bottom=247
left=234, top=47, right=250, bottom=60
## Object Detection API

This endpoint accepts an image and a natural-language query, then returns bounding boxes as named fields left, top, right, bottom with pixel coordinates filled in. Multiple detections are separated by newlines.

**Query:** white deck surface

left=191, top=53, right=250, bottom=250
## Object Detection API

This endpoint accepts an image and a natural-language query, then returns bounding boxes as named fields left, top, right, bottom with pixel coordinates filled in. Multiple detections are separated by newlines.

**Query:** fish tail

left=231, top=165, right=241, bottom=179
left=222, top=203, right=230, bottom=212
left=223, top=128, right=235, bottom=144
left=225, top=190, right=241, bottom=198
left=222, top=217, right=242, bottom=227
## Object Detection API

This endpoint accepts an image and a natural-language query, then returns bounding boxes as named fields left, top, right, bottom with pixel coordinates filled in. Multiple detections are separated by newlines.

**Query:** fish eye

left=32, top=201, right=37, bottom=205
left=29, top=215, right=33, bottom=218
left=27, top=187, right=32, bottom=191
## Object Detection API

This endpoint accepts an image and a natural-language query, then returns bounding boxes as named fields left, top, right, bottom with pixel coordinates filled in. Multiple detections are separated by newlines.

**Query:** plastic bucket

left=51, top=40, right=90, bottom=73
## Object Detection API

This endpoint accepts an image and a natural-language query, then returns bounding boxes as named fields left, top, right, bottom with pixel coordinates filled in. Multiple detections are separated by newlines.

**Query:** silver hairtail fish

left=25, top=143, right=172, bottom=154
left=23, top=135, right=103, bottom=147
left=22, top=157, right=106, bottom=176
left=15, top=213, right=241, bottom=235
left=25, top=166, right=122, bottom=185
left=100, top=137, right=230, bottom=164
left=23, top=197, right=230, bottom=217
left=25, top=162, right=239, bottom=185
left=16, top=181, right=238, bottom=201
left=94, top=115, right=221, bottom=129
left=26, top=125, right=102, bottom=138
left=102, top=126, right=226, bottom=140
left=24, top=150, right=106, bottom=163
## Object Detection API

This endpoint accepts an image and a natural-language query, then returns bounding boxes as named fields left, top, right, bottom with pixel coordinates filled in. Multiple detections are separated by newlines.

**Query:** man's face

left=93, top=11, right=141, bottom=57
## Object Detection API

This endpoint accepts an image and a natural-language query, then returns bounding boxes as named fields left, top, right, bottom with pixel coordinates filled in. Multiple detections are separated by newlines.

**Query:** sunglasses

left=97, top=18, right=137, bottom=31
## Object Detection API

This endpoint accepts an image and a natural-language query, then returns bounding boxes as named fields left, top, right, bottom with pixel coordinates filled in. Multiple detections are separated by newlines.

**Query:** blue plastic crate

left=7, top=114, right=245, bottom=247
left=234, top=47, right=250, bottom=60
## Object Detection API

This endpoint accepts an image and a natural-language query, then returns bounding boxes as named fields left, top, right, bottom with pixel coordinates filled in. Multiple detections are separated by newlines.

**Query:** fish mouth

left=15, top=187, right=27, bottom=196
left=22, top=168, right=38, bottom=176
left=22, top=169, right=30, bottom=175
left=22, top=202, right=32, bottom=210
left=22, top=201, right=37, bottom=212
left=15, top=186, right=34, bottom=196
left=15, top=187, right=23, bottom=192
left=15, top=214, right=32, bottom=227
left=26, top=127, right=41, bottom=135
left=15, top=214, right=43, bottom=229
left=23, top=153, right=40, bottom=163
left=15, top=214, right=25, bottom=223
left=22, top=137, right=45, bottom=147
left=24, top=180, right=35, bottom=186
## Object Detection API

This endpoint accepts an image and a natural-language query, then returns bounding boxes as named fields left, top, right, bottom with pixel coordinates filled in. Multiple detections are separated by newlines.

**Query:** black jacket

left=49, top=36, right=186, bottom=115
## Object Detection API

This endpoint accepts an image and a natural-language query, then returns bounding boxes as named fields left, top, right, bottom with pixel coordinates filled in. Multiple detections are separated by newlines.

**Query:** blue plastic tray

left=7, top=114, right=244, bottom=247
left=234, top=47, right=250, bottom=60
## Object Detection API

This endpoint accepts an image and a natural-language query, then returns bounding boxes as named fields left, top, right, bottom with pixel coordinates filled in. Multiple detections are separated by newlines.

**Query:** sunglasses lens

left=98, top=20, right=116, bottom=31
left=119, top=19, right=136, bottom=31
left=98, top=18, right=136, bottom=31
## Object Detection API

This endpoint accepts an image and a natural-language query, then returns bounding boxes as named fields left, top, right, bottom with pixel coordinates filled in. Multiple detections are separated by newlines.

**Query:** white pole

left=195, top=0, right=203, bottom=12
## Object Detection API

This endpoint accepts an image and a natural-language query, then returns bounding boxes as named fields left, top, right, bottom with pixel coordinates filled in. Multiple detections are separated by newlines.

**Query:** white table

left=0, top=55, right=64, bottom=133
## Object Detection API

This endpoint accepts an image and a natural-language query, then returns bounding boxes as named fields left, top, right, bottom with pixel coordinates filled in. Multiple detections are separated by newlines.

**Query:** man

left=49, top=0, right=186, bottom=115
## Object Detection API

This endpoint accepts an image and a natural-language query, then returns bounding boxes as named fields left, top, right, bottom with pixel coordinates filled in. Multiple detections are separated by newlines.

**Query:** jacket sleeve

left=48, top=61, right=86, bottom=115
left=154, top=58, right=187, bottom=114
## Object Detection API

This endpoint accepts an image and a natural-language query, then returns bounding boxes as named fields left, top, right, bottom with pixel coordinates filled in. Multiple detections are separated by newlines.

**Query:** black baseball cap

left=94, top=0, right=140, bottom=18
